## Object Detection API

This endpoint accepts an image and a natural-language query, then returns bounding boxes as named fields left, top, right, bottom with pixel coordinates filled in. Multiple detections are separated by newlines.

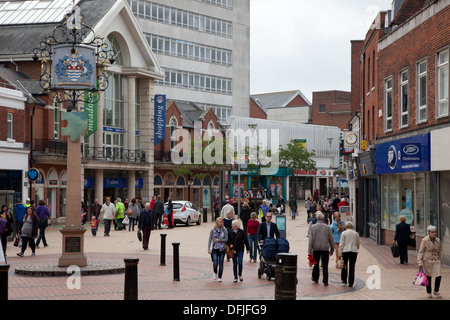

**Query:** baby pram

left=257, top=237, right=290, bottom=281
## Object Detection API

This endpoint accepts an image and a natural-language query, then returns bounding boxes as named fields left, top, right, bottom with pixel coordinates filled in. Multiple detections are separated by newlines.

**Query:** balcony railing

left=34, top=139, right=146, bottom=163
left=82, top=146, right=147, bottom=163
left=34, top=139, right=67, bottom=155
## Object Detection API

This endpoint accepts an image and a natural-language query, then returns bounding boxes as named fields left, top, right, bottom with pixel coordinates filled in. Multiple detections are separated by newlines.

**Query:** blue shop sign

left=104, top=178, right=127, bottom=188
left=376, top=133, right=430, bottom=174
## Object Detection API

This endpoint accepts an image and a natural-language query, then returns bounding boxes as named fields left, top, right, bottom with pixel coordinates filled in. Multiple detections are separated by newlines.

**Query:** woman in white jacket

left=338, top=221, right=360, bottom=287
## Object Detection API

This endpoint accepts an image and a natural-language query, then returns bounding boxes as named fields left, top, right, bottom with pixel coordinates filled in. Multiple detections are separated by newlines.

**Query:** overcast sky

left=250, top=0, right=393, bottom=102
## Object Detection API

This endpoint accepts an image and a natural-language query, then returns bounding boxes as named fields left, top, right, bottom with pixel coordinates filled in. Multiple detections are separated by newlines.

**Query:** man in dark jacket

left=394, top=215, right=412, bottom=264
left=257, top=212, right=280, bottom=243
left=153, top=196, right=164, bottom=230
left=138, top=203, right=153, bottom=250
left=288, top=196, right=297, bottom=220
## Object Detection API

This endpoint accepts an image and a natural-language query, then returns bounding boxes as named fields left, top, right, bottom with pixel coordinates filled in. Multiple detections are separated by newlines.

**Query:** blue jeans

left=232, top=250, right=245, bottom=279
left=212, top=249, right=225, bottom=278
left=248, top=234, right=258, bottom=261
left=36, top=226, right=47, bottom=247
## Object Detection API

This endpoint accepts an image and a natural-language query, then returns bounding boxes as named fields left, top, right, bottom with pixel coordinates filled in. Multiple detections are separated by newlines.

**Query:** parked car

left=165, top=201, right=201, bottom=226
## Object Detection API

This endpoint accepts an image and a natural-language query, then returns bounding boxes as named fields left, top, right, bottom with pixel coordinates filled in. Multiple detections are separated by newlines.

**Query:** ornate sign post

left=33, top=4, right=114, bottom=267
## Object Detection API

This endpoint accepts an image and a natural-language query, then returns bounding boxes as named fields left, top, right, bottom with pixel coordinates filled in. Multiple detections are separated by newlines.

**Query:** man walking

left=138, top=203, right=153, bottom=250
left=35, top=200, right=52, bottom=248
left=221, top=200, right=235, bottom=219
left=100, top=197, right=115, bottom=237
left=153, top=196, right=164, bottom=230
left=288, top=196, right=297, bottom=220
left=308, top=212, right=335, bottom=286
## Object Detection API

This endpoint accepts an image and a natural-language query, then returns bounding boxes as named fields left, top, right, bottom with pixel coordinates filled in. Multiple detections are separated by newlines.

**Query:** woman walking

left=418, top=226, right=443, bottom=298
left=228, top=220, right=250, bottom=282
left=247, top=212, right=260, bottom=263
left=208, top=217, right=228, bottom=282
left=17, top=206, right=39, bottom=257
left=339, top=221, right=360, bottom=287
left=330, top=212, right=346, bottom=267
left=128, top=198, right=141, bottom=232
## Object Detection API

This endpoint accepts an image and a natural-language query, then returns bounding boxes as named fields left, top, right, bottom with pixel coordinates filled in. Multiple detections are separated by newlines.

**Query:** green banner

left=84, top=91, right=98, bottom=138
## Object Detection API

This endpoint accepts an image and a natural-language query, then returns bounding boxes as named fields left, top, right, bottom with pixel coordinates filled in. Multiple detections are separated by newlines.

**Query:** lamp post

left=32, top=4, right=114, bottom=267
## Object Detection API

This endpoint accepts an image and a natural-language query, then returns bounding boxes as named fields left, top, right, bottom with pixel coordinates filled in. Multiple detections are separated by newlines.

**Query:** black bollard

left=203, top=208, right=208, bottom=223
left=172, top=242, right=180, bottom=281
left=0, top=264, right=10, bottom=300
left=274, top=253, right=298, bottom=300
left=124, top=258, right=139, bottom=300
left=160, top=234, right=167, bottom=266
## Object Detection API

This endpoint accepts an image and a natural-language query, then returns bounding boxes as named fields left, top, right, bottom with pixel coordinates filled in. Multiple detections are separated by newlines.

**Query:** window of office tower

left=128, top=0, right=233, bottom=38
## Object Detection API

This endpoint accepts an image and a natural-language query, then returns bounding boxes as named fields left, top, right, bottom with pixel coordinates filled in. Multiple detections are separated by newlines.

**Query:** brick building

left=311, top=90, right=351, bottom=131
left=153, top=100, right=227, bottom=210
left=351, top=0, right=450, bottom=264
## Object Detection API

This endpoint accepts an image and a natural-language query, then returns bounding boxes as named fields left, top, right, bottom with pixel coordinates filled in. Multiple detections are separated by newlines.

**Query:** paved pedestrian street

left=3, top=207, right=449, bottom=305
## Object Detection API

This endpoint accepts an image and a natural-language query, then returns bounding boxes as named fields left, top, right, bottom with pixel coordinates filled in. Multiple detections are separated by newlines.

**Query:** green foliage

left=279, top=140, right=317, bottom=175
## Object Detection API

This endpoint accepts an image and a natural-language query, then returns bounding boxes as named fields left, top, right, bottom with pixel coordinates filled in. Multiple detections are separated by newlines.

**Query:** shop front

left=376, top=133, right=434, bottom=247
left=431, top=127, right=450, bottom=265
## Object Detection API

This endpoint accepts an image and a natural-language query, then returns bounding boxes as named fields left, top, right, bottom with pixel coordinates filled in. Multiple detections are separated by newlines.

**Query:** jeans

left=212, top=248, right=226, bottom=278
left=342, top=252, right=358, bottom=286
left=232, top=250, right=245, bottom=279
left=248, top=234, right=258, bottom=260
left=128, top=218, right=136, bottom=231
left=312, top=250, right=330, bottom=284
left=36, top=225, right=47, bottom=247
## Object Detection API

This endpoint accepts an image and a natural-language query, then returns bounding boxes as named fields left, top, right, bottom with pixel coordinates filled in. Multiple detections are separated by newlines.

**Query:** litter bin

left=274, top=253, right=297, bottom=300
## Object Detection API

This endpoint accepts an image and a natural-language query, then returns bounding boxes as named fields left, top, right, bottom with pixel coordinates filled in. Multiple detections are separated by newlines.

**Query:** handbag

left=413, top=267, right=429, bottom=287
left=137, top=230, right=142, bottom=242
left=391, top=244, right=400, bottom=258
left=39, top=217, right=48, bottom=227
left=13, top=231, right=21, bottom=247
left=226, top=233, right=238, bottom=259
left=408, top=235, right=416, bottom=247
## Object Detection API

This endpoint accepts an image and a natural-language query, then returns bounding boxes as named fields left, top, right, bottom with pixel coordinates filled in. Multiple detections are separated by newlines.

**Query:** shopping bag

left=258, top=209, right=263, bottom=218
left=307, top=253, right=317, bottom=267
left=413, top=267, right=429, bottom=287
left=391, top=244, right=400, bottom=258
left=336, top=258, right=344, bottom=269
left=123, top=216, right=130, bottom=225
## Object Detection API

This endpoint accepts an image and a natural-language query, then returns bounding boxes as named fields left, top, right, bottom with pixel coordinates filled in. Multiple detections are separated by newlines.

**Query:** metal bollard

left=172, top=242, right=180, bottom=281
left=0, top=264, right=10, bottom=300
left=274, top=253, right=298, bottom=300
left=160, top=234, right=167, bottom=266
left=124, top=258, right=139, bottom=300
left=203, top=208, right=208, bottom=223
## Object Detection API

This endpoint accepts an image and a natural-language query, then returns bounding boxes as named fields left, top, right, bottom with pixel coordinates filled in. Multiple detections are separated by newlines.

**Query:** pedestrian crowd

left=0, top=193, right=444, bottom=299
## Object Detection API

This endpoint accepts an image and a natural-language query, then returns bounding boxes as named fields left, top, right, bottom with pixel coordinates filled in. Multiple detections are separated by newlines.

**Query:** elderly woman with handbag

left=417, top=225, right=443, bottom=299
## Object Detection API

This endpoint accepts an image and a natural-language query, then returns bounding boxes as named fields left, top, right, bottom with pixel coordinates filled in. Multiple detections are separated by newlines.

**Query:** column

left=127, top=170, right=136, bottom=201
left=127, top=76, right=136, bottom=151
left=58, top=137, right=87, bottom=267
left=95, top=169, right=104, bottom=203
